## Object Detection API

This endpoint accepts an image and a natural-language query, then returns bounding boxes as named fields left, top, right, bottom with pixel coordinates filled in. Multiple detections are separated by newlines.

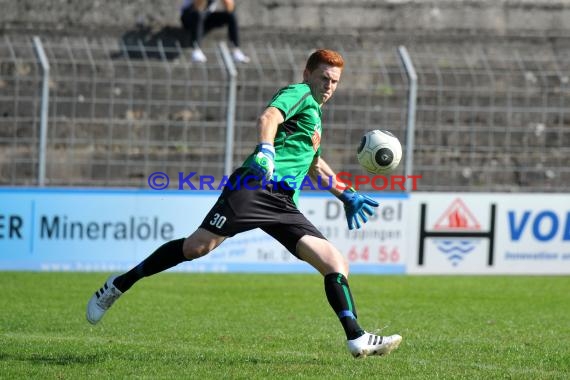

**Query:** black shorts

left=199, top=169, right=326, bottom=256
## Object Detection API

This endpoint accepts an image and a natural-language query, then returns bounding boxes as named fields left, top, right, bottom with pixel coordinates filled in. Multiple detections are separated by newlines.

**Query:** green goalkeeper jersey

left=242, top=83, right=322, bottom=205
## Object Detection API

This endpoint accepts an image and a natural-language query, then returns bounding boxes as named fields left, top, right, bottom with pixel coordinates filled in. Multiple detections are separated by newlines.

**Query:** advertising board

left=407, top=193, right=570, bottom=274
left=0, top=188, right=408, bottom=274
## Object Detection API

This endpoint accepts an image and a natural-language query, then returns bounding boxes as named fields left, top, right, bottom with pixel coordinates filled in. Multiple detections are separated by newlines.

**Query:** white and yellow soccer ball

left=356, top=130, right=402, bottom=175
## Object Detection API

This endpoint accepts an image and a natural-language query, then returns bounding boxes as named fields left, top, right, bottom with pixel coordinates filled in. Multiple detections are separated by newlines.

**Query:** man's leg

left=202, top=12, right=240, bottom=48
left=181, top=9, right=205, bottom=48
left=86, top=228, right=225, bottom=324
left=181, top=9, right=208, bottom=62
left=112, top=238, right=185, bottom=293
left=296, top=236, right=363, bottom=339
left=296, top=235, right=402, bottom=358
left=114, top=228, right=226, bottom=292
left=203, top=12, right=250, bottom=62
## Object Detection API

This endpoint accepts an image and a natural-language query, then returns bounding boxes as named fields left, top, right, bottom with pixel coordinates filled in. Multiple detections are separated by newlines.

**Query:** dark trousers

left=181, top=9, right=240, bottom=48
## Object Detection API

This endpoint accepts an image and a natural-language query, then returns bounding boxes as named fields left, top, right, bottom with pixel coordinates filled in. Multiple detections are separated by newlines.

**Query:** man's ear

left=302, top=68, right=309, bottom=82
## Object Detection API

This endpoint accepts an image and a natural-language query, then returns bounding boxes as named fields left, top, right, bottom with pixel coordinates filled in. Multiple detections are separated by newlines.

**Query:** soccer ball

left=356, top=130, right=402, bottom=175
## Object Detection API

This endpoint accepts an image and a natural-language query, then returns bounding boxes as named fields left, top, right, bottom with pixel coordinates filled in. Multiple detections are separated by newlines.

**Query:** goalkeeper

left=86, top=49, right=402, bottom=358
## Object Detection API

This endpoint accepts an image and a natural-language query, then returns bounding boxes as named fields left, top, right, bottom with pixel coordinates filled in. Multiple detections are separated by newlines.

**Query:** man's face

left=303, top=64, right=342, bottom=105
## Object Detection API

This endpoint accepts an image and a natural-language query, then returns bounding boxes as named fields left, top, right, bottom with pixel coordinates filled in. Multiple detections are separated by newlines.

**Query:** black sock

left=113, top=238, right=187, bottom=292
left=324, top=272, right=365, bottom=340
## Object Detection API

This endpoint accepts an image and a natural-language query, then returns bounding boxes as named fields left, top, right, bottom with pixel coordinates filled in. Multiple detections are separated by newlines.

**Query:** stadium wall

left=1, top=0, right=570, bottom=37
left=1, top=188, right=568, bottom=275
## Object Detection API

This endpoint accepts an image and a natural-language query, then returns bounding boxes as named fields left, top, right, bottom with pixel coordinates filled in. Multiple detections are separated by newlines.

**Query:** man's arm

left=308, top=156, right=345, bottom=197
left=221, top=0, right=235, bottom=12
left=310, top=156, right=379, bottom=230
left=243, top=106, right=283, bottom=181
left=256, top=106, right=283, bottom=144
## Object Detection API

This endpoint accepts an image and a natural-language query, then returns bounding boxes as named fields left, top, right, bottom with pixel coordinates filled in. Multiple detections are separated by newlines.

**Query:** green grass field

left=1, top=273, right=568, bottom=379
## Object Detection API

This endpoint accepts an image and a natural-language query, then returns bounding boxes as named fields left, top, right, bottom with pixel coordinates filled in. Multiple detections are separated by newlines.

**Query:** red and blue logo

left=432, top=199, right=481, bottom=266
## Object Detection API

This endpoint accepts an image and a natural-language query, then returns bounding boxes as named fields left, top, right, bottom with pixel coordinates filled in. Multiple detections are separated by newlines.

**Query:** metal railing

left=0, top=35, right=568, bottom=192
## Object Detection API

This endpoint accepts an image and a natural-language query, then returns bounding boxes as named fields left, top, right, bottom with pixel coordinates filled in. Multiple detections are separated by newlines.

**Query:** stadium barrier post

left=397, top=46, right=417, bottom=193
left=219, top=41, right=238, bottom=177
left=32, top=36, right=50, bottom=187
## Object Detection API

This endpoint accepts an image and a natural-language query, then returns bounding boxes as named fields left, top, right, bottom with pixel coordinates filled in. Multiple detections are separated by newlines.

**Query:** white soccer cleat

left=86, top=275, right=122, bottom=325
left=347, top=332, right=402, bottom=358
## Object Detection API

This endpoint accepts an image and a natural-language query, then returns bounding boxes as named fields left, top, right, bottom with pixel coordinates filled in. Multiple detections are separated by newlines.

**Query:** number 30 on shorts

left=209, top=213, right=227, bottom=229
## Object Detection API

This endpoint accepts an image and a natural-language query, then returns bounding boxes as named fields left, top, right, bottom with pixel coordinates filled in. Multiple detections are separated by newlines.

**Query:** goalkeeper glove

left=337, top=187, right=379, bottom=230
left=246, top=143, right=275, bottom=182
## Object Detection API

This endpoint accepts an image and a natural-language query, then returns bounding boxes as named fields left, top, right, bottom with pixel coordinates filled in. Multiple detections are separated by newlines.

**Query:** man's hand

left=192, top=0, right=208, bottom=11
left=246, top=143, right=275, bottom=182
left=337, top=187, right=379, bottom=230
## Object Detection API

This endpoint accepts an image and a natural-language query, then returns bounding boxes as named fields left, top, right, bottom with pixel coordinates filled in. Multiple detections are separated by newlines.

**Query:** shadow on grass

left=3, top=352, right=103, bottom=366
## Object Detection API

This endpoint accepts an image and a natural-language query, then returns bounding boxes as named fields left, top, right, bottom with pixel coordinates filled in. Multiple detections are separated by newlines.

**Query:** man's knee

left=296, top=235, right=349, bottom=276
left=182, top=228, right=225, bottom=259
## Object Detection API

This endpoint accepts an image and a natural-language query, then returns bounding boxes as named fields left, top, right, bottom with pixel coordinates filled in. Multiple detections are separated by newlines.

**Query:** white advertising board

left=3, top=189, right=567, bottom=274
left=407, top=193, right=570, bottom=274
left=298, top=193, right=408, bottom=274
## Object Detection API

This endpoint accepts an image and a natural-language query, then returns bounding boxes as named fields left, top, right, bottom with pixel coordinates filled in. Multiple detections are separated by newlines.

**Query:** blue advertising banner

left=0, top=188, right=408, bottom=274
left=0, top=188, right=214, bottom=270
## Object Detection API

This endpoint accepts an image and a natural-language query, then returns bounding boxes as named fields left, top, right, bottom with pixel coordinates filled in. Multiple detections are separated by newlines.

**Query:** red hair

left=305, top=49, right=344, bottom=73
